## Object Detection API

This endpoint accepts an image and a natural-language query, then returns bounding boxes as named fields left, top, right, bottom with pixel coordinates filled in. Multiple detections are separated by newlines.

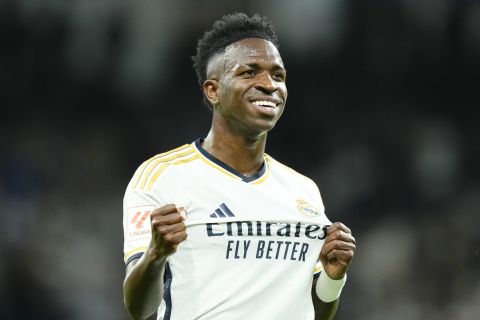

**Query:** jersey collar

left=193, top=138, right=268, bottom=183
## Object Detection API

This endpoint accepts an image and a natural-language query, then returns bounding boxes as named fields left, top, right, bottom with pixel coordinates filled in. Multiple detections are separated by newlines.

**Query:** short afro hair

left=192, top=12, right=279, bottom=110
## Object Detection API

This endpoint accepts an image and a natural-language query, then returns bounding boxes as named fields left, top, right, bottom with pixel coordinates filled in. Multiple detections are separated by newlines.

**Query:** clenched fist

left=149, top=204, right=188, bottom=259
left=319, top=222, right=356, bottom=280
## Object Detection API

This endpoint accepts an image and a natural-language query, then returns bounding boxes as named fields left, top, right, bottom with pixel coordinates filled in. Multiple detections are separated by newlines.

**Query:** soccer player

left=123, top=13, right=356, bottom=320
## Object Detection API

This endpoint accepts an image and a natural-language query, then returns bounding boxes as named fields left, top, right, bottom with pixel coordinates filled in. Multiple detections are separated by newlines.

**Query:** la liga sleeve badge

left=126, top=205, right=156, bottom=242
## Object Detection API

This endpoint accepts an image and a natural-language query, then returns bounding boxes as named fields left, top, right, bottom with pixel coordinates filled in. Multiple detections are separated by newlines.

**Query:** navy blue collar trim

left=194, top=138, right=266, bottom=183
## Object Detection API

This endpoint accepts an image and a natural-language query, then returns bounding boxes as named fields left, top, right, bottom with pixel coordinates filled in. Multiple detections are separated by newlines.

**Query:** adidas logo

left=210, top=203, right=235, bottom=218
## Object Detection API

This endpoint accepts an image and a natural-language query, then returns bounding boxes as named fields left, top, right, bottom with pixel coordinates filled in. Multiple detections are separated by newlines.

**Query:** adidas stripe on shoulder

left=130, top=144, right=198, bottom=191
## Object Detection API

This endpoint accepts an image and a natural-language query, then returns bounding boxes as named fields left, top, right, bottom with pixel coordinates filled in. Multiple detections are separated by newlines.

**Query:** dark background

left=1, top=1, right=479, bottom=319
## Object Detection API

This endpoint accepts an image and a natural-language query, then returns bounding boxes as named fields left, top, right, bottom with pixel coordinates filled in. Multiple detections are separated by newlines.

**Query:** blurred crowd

left=0, top=1, right=479, bottom=319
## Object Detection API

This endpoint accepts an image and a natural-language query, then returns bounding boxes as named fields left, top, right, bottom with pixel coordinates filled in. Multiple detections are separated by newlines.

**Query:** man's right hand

left=124, top=204, right=187, bottom=319
left=148, top=204, right=187, bottom=259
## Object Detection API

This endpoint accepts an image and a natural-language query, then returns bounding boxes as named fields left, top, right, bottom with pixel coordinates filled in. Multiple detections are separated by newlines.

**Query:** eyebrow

left=243, top=62, right=286, bottom=72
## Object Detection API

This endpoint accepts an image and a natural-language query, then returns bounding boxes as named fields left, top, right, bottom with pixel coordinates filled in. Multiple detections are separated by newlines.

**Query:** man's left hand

left=319, top=222, right=356, bottom=280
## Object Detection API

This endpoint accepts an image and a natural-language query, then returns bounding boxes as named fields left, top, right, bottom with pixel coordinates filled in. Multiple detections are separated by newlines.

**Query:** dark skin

left=123, top=205, right=187, bottom=319
left=123, top=38, right=356, bottom=320
left=312, top=222, right=356, bottom=320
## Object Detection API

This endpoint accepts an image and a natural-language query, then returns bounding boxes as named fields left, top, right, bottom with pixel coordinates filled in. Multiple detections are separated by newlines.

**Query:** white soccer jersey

left=123, top=139, right=332, bottom=320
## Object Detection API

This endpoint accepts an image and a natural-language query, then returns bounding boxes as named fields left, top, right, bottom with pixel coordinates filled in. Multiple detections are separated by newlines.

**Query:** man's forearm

left=123, top=253, right=166, bottom=320
left=311, top=279, right=340, bottom=320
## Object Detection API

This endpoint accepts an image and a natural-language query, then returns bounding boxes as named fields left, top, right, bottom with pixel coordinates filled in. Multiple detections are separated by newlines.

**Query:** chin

left=249, top=121, right=278, bottom=136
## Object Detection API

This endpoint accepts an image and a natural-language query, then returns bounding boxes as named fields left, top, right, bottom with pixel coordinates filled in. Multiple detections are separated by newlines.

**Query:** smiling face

left=204, top=38, right=288, bottom=138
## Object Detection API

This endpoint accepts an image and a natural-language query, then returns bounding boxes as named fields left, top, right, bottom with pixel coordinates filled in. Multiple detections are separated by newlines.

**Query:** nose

left=254, top=72, right=278, bottom=93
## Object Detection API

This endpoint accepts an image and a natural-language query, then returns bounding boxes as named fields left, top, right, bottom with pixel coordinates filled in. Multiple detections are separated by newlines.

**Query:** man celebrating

left=123, top=13, right=356, bottom=320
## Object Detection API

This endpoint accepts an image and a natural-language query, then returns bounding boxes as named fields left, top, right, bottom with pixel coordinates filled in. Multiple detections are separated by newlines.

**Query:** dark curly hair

left=192, top=12, right=279, bottom=110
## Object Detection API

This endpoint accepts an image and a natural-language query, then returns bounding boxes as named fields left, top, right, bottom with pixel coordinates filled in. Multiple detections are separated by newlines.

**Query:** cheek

left=219, top=79, right=240, bottom=99
left=229, top=83, right=250, bottom=103
left=280, top=84, right=288, bottom=99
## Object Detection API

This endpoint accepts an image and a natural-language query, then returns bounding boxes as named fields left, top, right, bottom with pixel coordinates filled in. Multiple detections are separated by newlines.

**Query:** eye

left=273, top=72, right=286, bottom=81
left=241, top=69, right=257, bottom=77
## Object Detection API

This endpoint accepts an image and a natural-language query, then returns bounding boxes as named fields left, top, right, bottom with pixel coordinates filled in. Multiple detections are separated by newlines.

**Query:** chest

left=165, top=167, right=322, bottom=223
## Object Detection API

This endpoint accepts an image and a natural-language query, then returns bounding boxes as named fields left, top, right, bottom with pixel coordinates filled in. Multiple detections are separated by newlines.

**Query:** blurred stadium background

left=1, top=0, right=479, bottom=319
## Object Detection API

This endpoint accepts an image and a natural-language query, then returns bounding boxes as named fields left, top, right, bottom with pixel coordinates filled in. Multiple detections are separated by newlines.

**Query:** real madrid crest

left=296, top=199, right=321, bottom=217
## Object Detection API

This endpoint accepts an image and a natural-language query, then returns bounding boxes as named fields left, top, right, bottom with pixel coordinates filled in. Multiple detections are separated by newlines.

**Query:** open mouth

left=251, top=100, right=277, bottom=108
left=250, top=99, right=280, bottom=117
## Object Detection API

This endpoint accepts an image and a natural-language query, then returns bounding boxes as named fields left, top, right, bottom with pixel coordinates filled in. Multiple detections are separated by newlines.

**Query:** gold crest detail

left=296, top=199, right=321, bottom=217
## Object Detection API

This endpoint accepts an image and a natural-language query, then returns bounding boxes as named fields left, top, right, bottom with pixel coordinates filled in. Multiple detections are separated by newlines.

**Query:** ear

left=203, top=79, right=220, bottom=107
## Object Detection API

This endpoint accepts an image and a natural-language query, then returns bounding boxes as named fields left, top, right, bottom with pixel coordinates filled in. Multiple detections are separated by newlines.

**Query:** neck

left=202, top=127, right=267, bottom=177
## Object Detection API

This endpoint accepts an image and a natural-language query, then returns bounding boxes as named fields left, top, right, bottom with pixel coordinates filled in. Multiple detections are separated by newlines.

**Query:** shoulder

left=265, top=154, right=319, bottom=190
left=266, top=154, right=327, bottom=219
left=128, top=143, right=198, bottom=191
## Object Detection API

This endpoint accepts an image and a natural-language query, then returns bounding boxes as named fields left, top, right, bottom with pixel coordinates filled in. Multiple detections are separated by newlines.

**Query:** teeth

left=252, top=100, right=276, bottom=108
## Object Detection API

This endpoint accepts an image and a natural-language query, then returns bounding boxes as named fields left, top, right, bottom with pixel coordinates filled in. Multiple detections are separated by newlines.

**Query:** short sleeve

left=309, top=178, right=329, bottom=278
left=308, top=178, right=329, bottom=222
left=123, top=187, right=165, bottom=265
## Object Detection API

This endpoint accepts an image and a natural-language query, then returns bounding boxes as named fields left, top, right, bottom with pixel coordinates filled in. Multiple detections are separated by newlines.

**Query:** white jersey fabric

left=123, top=139, right=331, bottom=320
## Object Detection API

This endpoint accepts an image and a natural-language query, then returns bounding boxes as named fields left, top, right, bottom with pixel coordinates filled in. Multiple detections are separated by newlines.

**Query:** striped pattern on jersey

left=131, top=144, right=199, bottom=191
